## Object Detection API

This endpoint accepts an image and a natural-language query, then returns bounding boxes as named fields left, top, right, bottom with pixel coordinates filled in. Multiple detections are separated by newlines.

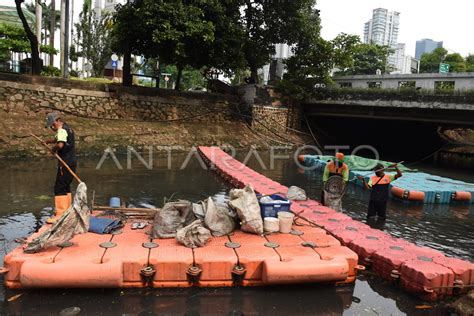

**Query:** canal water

left=0, top=150, right=472, bottom=315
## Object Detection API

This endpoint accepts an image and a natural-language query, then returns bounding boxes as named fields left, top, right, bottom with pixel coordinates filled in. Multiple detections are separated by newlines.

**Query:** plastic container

left=109, top=197, right=121, bottom=208
left=263, top=217, right=280, bottom=233
left=258, top=194, right=292, bottom=218
left=278, top=212, right=294, bottom=233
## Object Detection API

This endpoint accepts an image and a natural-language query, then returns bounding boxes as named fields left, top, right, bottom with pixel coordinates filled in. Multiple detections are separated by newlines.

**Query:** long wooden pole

left=94, top=206, right=160, bottom=212
left=30, top=133, right=82, bottom=183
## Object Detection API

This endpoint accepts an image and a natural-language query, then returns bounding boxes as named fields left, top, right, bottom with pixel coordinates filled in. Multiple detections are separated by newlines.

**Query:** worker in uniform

left=44, top=112, right=77, bottom=224
left=321, top=152, right=349, bottom=206
left=359, top=163, right=402, bottom=220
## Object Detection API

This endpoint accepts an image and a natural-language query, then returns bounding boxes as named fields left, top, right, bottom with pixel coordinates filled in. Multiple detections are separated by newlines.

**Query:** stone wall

left=0, top=73, right=236, bottom=122
left=252, top=106, right=289, bottom=133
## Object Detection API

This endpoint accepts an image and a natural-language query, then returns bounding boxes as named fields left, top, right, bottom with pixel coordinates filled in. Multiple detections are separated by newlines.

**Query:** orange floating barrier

left=391, top=186, right=425, bottom=201
left=451, top=191, right=472, bottom=202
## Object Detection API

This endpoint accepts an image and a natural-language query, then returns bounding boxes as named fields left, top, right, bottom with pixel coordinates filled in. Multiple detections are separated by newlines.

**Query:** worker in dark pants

left=321, top=152, right=349, bottom=206
left=359, top=163, right=402, bottom=220
left=44, top=112, right=77, bottom=224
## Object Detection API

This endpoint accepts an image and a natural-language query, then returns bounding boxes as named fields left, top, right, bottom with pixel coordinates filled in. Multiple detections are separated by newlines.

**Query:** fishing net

left=24, top=182, right=91, bottom=253
left=323, top=176, right=346, bottom=212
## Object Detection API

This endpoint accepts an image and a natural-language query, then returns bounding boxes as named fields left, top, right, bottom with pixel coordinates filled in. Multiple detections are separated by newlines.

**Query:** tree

left=240, top=0, right=322, bottom=82
left=0, top=23, right=31, bottom=61
left=0, top=23, right=57, bottom=64
left=420, top=48, right=447, bottom=73
left=283, top=4, right=332, bottom=84
left=466, top=54, right=474, bottom=72
left=26, top=0, right=60, bottom=66
left=14, top=0, right=41, bottom=75
left=75, top=4, right=114, bottom=77
left=337, top=44, right=393, bottom=75
left=444, top=53, right=466, bottom=72
left=330, top=33, right=361, bottom=71
left=113, top=0, right=215, bottom=90
left=420, top=48, right=468, bottom=73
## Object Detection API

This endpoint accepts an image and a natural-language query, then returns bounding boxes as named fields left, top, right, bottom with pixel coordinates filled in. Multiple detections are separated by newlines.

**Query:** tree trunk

left=15, top=0, right=41, bottom=75
left=250, top=66, right=258, bottom=84
left=49, top=0, right=55, bottom=66
left=175, top=66, right=183, bottom=91
left=59, top=0, right=69, bottom=78
left=35, top=0, right=42, bottom=53
left=122, top=43, right=132, bottom=86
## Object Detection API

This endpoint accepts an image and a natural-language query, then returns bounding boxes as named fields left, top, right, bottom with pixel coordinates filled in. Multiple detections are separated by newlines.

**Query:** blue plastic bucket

left=109, top=197, right=121, bottom=208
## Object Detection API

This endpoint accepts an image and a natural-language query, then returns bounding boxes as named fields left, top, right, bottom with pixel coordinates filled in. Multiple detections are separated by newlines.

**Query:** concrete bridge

left=303, top=92, right=474, bottom=127
left=332, top=72, right=474, bottom=91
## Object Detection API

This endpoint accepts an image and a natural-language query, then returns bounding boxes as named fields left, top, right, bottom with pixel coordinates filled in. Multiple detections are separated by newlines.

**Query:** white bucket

left=278, top=212, right=294, bottom=233
left=263, top=217, right=280, bottom=233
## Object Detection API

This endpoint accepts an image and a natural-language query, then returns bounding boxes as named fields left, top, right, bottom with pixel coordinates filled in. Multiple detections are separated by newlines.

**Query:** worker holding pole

left=359, top=163, right=402, bottom=220
left=42, top=112, right=77, bottom=224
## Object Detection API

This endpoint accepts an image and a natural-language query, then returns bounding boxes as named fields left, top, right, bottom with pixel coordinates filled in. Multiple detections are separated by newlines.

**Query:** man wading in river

left=359, top=163, right=402, bottom=220
left=44, top=112, right=77, bottom=224
left=321, top=152, right=349, bottom=206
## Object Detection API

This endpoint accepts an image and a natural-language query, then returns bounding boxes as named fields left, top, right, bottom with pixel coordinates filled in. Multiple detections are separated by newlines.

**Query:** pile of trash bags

left=152, top=184, right=307, bottom=248
left=152, top=184, right=266, bottom=248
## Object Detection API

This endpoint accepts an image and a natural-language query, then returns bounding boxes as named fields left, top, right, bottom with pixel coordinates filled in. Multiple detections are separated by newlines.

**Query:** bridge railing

left=311, top=88, right=474, bottom=105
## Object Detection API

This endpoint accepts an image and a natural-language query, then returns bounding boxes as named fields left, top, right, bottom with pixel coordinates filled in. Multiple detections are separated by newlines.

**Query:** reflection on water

left=0, top=151, right=470, bottom=314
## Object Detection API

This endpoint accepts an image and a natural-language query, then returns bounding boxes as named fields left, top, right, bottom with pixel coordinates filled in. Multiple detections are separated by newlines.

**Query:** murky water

left=1, top=151, right=472, bottom=315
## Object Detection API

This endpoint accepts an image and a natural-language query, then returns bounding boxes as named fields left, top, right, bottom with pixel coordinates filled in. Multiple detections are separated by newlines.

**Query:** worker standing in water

left=321, top=152, right=349, bottom=206
left=44, top=113, right=77, bottom=224
left=359, top=163, right=402, bottom=220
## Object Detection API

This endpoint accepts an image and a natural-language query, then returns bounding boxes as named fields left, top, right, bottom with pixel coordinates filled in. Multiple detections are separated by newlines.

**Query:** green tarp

left=314, top=155, right=414, bottom=172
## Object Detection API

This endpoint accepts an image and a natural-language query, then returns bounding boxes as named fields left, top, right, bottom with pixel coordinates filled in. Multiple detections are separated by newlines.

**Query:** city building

left=364, top=8, right=400, bottom=48
left=415, top=39, right=443, bottom=60
left=364, top=8, right=402, bottom=71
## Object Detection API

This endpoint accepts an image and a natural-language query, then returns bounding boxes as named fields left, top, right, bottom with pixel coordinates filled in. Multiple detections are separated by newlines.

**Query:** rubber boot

left=46, top=195, right=69, bottom=224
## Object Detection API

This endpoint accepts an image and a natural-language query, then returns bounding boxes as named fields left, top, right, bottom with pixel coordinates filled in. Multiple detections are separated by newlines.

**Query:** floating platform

left=3, top=218, right=358, bottom=289
left=2, top=148, right=473, bottom=300
left=299, top=155, right=474, bottom=204
left=198, top=147, right=474, bottom=300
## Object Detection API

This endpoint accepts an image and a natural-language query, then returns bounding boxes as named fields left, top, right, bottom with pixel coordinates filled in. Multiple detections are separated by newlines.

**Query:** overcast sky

left=3, top=0, right=473, bottom=58
left=317, top=0, right=474, bottom=57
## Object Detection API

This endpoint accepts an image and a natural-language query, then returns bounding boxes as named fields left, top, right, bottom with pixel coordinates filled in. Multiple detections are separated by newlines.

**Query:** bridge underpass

left=301, top=100, right=473, bottom=162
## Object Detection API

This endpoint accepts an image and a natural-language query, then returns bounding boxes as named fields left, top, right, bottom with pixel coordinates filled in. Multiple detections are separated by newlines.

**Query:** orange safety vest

left=369, top=174, right=392, bottom=201
left=370, top=174, right=392, bottom=186
left=327, top=160, right=348, bottom=177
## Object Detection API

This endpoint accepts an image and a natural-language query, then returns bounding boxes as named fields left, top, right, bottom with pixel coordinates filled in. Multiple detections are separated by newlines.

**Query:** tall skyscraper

left=364, top=8, right=400, bottom=48
left=415, top=39, right=443, bottom=60
left=364, top=8, right=402, bottom=72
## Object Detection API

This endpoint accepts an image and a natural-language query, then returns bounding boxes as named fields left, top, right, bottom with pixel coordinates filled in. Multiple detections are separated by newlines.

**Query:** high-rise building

left=364, top=8, right=401, bottom=71
left=394, top=43, right=406, bottom=73
left=364, top=8, right=400, bottom=48
left=415, top=39, right=443, bottom=60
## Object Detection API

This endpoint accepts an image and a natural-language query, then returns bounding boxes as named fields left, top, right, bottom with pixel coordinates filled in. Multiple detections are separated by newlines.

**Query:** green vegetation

left=312, top=87, right=474, bottom=104
left=335, top=43, right=394, bottom=75
left=0, top=22, right=57, bottom=61
left=420, top=48, right=474, bottom=73
left=75, top=1, right=114, bottom=77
